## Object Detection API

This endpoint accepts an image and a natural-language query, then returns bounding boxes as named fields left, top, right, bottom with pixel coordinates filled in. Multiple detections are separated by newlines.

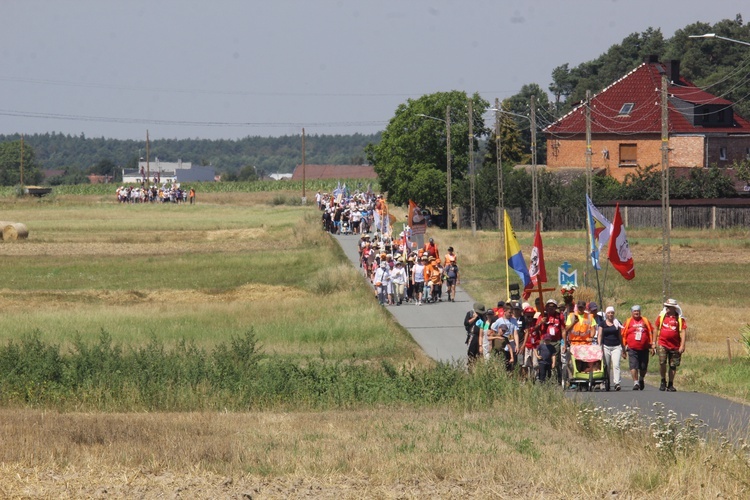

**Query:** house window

left=618, top=103, right=634, bottom=116
left=619, top=144, right=637, bottom=166
left=719, top=147, right=727, bottom=161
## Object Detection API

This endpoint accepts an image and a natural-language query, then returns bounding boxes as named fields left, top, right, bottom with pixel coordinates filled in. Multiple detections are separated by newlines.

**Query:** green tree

left=236, top=164, right=260, bottom=182
left=473, top=103, right=532, bottom=218
left=503, top=84, right=551, bottom=164
left=365, top=91, right=490, bottom=208
left=0, top=140, right=43, bottom=186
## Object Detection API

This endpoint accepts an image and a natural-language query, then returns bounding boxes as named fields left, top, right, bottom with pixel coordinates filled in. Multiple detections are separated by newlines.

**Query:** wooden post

left=711, top=205, right=716, bottom=230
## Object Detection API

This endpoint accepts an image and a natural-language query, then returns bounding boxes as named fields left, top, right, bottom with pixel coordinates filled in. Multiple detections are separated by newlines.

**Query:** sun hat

left=605, top=306, right=615, bottom=314
left=546, top=299, right=558, bottom=306
left=664, top=298, right=679, bottom=308
left=474, top=303, right=486, bottom=314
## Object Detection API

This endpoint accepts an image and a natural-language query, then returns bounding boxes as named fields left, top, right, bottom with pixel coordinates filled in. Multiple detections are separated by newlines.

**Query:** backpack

left=464, top=310, right=476, bottom=344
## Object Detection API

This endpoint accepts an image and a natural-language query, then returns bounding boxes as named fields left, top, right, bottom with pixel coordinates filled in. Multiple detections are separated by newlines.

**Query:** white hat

left=663, top=298, right=679, bottom=308
left=605, top=306, right=615, bottom=314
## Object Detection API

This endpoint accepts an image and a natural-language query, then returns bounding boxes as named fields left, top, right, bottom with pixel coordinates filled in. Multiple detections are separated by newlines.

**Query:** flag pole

left=504, top=212, right=511, bottom=300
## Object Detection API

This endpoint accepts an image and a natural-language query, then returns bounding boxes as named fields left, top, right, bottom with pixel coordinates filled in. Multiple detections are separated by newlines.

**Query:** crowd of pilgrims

left=319, top=190, right=618, bottom=386
left=116, top=184, right=195, bottom=204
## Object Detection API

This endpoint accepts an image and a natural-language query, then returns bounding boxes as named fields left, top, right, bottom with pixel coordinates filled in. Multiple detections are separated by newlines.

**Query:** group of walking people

left=465, top=291, right=688, bottom=391
left=361, top=233, right=459, bottom=307
left=116, top=184, right=195, bottom=204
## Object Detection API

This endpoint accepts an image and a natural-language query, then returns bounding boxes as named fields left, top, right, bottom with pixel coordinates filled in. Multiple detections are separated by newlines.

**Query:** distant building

left=290, top=164, right=377, bottom=180
left=122, top=158, right=215, bottom=184
left=269, top=173, right=293, bottom=180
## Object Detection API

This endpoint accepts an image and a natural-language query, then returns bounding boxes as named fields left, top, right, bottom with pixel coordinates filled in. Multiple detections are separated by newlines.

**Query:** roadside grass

left=0, top=192, right=748, bottom=497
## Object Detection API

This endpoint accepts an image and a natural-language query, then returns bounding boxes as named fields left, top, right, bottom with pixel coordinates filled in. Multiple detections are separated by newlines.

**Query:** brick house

left=544, top=57, right=750, bottom=182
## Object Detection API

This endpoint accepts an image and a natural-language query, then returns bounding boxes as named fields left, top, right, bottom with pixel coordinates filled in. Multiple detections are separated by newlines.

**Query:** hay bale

left=2, top=223, right=29, bottom=241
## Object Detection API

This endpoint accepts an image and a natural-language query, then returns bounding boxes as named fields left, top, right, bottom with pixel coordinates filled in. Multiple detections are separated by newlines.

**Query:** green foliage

left=367, top=91, right=490, bottom=207
left=620, top=165, right=737, bottom=200
left=0, top=330, right=538, bottom=411
left=0, top=140, right=43, bottom=186
left=0, top=132, right=379, bottom=182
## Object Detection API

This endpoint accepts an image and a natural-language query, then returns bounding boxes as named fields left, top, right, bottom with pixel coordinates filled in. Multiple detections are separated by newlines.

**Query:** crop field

left=0, top=190, right=748, bottom=498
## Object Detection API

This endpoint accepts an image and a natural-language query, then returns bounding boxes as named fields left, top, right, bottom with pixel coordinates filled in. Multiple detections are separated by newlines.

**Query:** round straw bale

left=2, top=223, right=29, bottom=241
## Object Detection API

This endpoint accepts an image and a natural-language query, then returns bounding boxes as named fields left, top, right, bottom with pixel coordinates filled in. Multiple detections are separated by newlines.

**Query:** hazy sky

left=1, top=0, right=746, bottom=140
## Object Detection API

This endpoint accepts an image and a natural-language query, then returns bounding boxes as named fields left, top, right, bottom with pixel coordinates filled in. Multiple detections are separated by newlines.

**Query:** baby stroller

left=563, top=344, right=609, bottom=392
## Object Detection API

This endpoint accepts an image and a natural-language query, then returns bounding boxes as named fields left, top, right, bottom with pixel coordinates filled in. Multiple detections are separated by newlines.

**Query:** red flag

left=522, top=222, right=546, bottom=299
left=529, top=222, right=547, bottom=286
left=608, top=203, right=635, bottom=280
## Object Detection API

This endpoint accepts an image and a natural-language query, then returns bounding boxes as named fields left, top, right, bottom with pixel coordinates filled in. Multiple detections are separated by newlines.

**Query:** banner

left=504, top=210, right=531, bottom=287
left=608, top=203, right=635, bottom=280
left=529, top=221, right=547, bottom=286
left=585, top=194, right=611, bottom=270
left=408, top=200, right=427, bottom=235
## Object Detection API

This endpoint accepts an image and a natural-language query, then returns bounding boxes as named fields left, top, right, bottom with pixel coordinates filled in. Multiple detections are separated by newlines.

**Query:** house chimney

left=645, top=54, right=659, bottom=64
left=666, top=60, right=680, bottom=83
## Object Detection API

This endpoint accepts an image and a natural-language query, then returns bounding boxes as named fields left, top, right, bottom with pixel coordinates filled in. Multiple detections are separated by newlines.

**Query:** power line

left=0, top=108, right=388, bottom=129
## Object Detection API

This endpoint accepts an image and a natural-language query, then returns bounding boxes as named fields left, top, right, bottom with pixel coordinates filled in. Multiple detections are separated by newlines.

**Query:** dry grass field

left=0, top=192, right=748, bottom=498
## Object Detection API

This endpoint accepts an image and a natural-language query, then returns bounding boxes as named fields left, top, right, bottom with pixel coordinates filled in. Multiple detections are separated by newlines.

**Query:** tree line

left=0, top=132, right=378, bottom=185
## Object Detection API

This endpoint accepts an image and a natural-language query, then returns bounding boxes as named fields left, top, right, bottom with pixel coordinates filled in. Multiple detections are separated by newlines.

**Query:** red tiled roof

left=545, top=61, right=750, bottom=135
left=290, top=164, right=377, bottom=180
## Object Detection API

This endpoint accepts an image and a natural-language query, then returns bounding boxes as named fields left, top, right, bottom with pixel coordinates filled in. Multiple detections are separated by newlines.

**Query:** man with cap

left=443, top=257, right=459, bottom=302
left=654, top=299, right=687, bottom=392
left=390, top=260, right=408, bottom=305
left=490, top=303, right=519, bottom=369
left=519, top=306, right=541, bottom=381
left=622, top=305, right=654, bottom=391
left=373, top=261, right=392, bottom=306
left=536, top=298, right=566, bottom=383
left=466, top=303, right=489, bottom=368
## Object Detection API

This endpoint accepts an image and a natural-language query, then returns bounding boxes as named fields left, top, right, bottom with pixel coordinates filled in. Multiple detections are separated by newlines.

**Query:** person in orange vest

left=423, top=238, right=439, bottom=260
left=566, top=301, right=599, bottom=375
left=654, top=298, right=687, bottom=392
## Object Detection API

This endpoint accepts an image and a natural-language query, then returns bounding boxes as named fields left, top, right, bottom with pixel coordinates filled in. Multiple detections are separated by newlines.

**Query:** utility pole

left=530, top=96, right=538, bottom=228
left=20, top=133, right=24, bottom=186
left=661, top=73, right=671, bottom=302
left=584, top=90, right=593, bottom=287
left=468, top=99, right=476, bottom=236
left=446, top=105, right=452, bottom=230
left=495, top=98, right=504, bottom=231
left=146, top=130, right=150, bottom=183
left=301, top=128, right=306, bottom=201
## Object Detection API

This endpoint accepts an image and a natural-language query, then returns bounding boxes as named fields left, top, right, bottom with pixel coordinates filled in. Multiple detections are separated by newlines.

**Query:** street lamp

left=688, top=33, right=750, bottom=46
left=417, top=108, right=453, bottom=230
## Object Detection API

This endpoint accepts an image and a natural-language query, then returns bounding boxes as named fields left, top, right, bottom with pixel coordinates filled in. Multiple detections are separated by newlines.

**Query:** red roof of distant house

left=545, top=61, right=750, bottom=135
left=290, top=164, right=377, bottom=180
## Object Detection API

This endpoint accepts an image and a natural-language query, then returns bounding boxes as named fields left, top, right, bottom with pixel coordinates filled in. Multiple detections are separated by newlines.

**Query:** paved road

left=334, top=233, right=750, bottom=437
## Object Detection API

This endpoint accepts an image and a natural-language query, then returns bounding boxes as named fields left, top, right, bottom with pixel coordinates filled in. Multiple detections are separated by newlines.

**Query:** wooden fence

left=457, top=205, right=750, bottom=231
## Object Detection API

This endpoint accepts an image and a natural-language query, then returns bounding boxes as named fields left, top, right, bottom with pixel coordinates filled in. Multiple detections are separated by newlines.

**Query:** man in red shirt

left=654, top=298, right=687, bottom=392
left=622, top=305, right=654, bottom=391
left=536, top=299, right=566, bottom=384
